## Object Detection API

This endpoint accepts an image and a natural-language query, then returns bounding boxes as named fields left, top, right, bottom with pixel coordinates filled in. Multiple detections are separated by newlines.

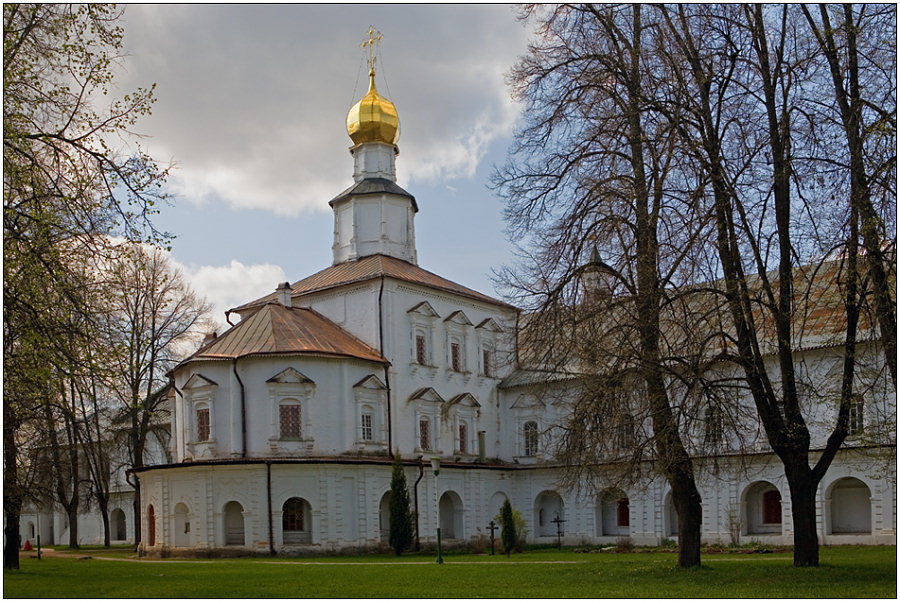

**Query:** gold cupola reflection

left=346, top=28, right=400, bottom=146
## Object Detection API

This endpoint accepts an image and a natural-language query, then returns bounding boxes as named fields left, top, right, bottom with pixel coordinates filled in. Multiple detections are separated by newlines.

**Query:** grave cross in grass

left=487, top=520, right=497, bottom=555
left=552, top=513, right=566, bottom=549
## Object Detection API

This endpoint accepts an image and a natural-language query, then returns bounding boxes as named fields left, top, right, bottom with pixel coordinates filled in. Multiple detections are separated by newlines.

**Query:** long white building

left=25, top=41, right=895, bottom=554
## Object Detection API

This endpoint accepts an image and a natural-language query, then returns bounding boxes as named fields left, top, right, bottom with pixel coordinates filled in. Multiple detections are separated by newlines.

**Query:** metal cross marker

left=552, top=513, right=567, bottom=549
left=361, top=26, right=383, bottom=72
left=487, top=520, right=497, bottom=555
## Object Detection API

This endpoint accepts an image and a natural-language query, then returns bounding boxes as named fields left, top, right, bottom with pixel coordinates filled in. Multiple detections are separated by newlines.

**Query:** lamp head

left=430, top=456, right=441, bottom=476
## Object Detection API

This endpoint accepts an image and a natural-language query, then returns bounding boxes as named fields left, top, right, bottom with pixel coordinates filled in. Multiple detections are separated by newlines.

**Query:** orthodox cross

left=552, top=513, right=567, bottom=549
left=361, top=26, right=383, bottom=73
left=487, top=520, right=497, bottom=555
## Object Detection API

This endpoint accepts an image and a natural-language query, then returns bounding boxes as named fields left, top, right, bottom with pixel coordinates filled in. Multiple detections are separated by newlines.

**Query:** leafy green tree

left=499, top=499, right=516, bottom=557
left=388, top=454, right=414, bottom=555
left=4, top=4, right=169, bottom=569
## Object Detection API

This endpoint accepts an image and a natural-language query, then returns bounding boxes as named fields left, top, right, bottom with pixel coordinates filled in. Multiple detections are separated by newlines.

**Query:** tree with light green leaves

left=4, top=4, right=170, bottom=569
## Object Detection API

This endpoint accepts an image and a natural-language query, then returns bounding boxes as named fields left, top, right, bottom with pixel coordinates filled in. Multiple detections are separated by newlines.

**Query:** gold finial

left=360, top=26, right=383, bottom=75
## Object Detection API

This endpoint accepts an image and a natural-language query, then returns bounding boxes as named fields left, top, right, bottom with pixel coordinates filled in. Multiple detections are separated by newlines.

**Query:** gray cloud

left=118, top=5, right=531, bottom=216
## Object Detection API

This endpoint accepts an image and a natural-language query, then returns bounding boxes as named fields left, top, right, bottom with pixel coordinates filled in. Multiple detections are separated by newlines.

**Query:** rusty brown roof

left=182, top=303, right=388, bottom=366
left=230, top=254, right=514, bottom=313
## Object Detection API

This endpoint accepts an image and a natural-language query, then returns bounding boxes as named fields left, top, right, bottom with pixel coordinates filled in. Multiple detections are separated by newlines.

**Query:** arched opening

left=439, top=490, right=464, bottom=540
left=379, top=491, right=391, bottom=542
left=744, top=481, right=782, bottom=535
left=111, top=508, right=127, bottom=541
left=489, top=492, right=508, bottom=522
left=664, top=492, right=678, bottom=537
left=147, top=505, right=156, bottom=546
left=173, top=503, right=190, bottom=547
left=596, top=489, right=629, bottom=536
left=829, top=477, right=871, bottom=534
left=223, top=501, right=245, bottom=546
left=282, top=497, right=312, bottom=544
left=534, top=490, right=564, bottom=538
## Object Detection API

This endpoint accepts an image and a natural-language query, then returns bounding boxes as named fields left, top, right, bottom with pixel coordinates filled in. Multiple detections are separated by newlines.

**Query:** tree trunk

left=99, top=497, right=110, bottom=547
left=783, top=455, right=819, bottom=567
left=67, top=505, right=79, bottom=549
left=673, top=479, right=702, bottom=568
left=3, top=404, right=21, bottom=569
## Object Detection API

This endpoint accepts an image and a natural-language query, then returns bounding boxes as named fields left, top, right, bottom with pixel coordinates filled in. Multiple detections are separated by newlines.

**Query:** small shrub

left=469, top=533, right=488, bottom=555
left=615, top=536, right=634, bottom=553
left=659, top=538, right=676, bottom=549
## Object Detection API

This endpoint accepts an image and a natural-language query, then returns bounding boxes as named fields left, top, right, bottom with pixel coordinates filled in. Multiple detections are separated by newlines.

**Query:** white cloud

left=173, top=259, right=288, bottom=329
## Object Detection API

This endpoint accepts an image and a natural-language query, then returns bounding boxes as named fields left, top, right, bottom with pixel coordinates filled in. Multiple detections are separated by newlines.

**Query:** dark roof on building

left=329, top=178, right=418, bottom=212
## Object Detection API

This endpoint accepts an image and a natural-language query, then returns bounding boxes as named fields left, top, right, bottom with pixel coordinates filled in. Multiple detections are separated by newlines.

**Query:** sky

left=115, top=4, right=536, bottom=329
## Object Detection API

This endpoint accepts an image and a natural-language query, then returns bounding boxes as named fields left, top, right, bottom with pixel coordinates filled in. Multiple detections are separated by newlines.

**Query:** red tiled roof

left=183, top=303, right=388, bottom=366
left=230, top=254, right=513, bottom=313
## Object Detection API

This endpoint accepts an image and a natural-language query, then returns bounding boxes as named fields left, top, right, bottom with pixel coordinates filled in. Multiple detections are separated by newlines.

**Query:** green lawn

left=4, top=546, right=896, bottom=598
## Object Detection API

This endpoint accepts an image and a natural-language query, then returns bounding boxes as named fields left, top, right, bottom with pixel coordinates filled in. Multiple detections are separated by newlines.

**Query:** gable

left=476, top=318, right=503, bottom=333
left=444, top=310, right=473, bottom=326
left=267, top=367, right=315, bottom=385
left=444, top=392, right=481, bottom=410
left=354, top=374, right=387, bottom=390
left=184, top=373, right=218, bottom=390
left=510, top=394, right=546, bottom=410
left=408, top=387, right=444, bottom=404
left=408, top=301, right=440, bottom=318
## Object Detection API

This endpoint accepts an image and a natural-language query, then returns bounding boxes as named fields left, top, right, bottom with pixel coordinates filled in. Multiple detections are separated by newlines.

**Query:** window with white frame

left=196, top=406, right=210, bottom=441
left=354, top=375, right=387, bottom=447
left=419, top=417, right=431, bottom=451
left=444, top=310, right=472, bottom=373
left=415, top=331, right=427, bottom=365
left=408, top=302, right=439, bottom=367
left=524, top=421, right=539, bottom=456
left=183, top=374, right=218, bottom=450
left=450, top=338, right=463, bottom=372
left=266, top=368, right=315, bottom=449
left=476, top=318, right=503, bottom=378
left=361, top=410, right=373, bottom=441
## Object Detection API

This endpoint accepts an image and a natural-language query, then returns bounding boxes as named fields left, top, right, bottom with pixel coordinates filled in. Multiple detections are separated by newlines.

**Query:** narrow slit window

left=419, top=418, right=431, bottom=451
left=361, top=413, right=373, bottom=441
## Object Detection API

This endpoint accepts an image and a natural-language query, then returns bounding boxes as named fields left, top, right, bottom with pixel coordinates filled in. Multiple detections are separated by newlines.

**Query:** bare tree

left=103, top=244, right=211, bottom=546
left=494, top=4, right=718, bottom=568
left=653, top=3, right=895, bottom=566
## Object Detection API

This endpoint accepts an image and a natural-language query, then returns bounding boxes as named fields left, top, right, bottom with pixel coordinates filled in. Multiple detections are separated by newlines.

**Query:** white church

left=22, top=36, right=896, bottom=554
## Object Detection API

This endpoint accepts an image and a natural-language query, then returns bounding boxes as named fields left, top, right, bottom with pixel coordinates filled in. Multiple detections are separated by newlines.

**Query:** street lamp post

left=431, top=457, right=442, bottom=564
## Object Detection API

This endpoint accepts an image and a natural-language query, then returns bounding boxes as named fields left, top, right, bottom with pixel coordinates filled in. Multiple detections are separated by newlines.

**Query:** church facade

left=130, top=55, right=896, bottom=555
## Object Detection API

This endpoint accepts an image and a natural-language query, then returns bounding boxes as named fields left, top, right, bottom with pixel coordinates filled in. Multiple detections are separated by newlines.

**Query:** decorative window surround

left=444, top=310, right=473, bottom=374
left=183, top=374, right=218, bottom=459
left=510, top=394, right=546, bottom=463
left=408, top=301, right=439, bottom=369
left=409, top=387, right=444, bottom=454
left=443, top=392, right=481, bottom=457
left=475, top=318, right=503, bottom=379
left=266, top=368, right=316, bottom=453
left=353, top=374, right=388, bottom=449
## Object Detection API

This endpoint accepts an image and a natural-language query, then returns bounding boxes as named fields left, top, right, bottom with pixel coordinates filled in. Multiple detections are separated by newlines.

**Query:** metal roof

left=230, top=254, right=514, bottom=313
left=181, top=303, right=388, bottom=367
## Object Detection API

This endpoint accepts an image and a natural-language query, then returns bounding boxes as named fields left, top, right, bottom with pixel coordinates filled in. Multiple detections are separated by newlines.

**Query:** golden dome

left=346, top=70, right=400, bottom=146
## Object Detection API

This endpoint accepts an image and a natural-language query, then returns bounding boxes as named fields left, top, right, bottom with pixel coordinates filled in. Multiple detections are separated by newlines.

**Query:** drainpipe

left=377, top=276, right=393, bottom=458
left=232, top=358, right=247, bottom=458
left=413, top=457, right=424, bottom=551
left=266, top=461, right=275, bottom=556
left=171, top=379, right=185, bottom=460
